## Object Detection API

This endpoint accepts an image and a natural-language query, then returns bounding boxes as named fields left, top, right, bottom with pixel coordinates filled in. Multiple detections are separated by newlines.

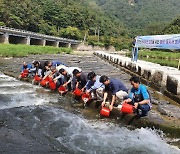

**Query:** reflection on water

left=0, top=72, right=179, bottom=154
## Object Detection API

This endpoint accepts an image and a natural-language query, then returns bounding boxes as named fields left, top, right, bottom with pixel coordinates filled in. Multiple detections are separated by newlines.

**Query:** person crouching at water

left=123, top=76, right=151, bottom=117
left=43, top=66, right=63, bottom=88
left=59, top=67, right=81, bottom=91
left=85, top=71, right=104, bottom=100
left=31, top=61, right=46, bottom=77
left=21, top=61, right=32, bottom=72
left=99, top=75, right=128, bottom=111
left=72, top=69, right=88, bottom=91
left=19, top=61, right=33, bottom=79
left=44, top=60, right=66, bottom=71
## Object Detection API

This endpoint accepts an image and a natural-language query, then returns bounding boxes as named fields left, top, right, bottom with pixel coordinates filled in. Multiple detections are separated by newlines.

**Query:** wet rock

left=148, top=110, right=165, bottom=124
left=159, top=100, right=170, bottom=105
left=157, top=105, right=168, bottom=115
left=151, top=98, right=159, bottom=105
left=157, top=104, right=180, bottom=119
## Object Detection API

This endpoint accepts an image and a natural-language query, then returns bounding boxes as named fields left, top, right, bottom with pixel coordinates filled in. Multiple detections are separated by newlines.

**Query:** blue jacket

left=52, top=61, right=66, bottom=67
left=21, top=64, right=32, bottom=72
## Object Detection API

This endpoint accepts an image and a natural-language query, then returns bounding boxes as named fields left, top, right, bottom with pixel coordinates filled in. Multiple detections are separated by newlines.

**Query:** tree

left=162, top=16, right=180, bottom=34
left=59, top=26, right=82, bottom=40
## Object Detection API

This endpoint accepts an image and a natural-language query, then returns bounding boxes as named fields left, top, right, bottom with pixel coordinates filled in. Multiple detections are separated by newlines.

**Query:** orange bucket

left=81, top=93, right=91, bottom=103
left=20, top=73, right=26, bottom=78
left=40, top=79, right=48, bottom=87
left=58, top=86, right=67, bottom=94
left=34, top=75, right=41, bottom=82
left=49, top=81, right=56, bottom=90
left=121, top=103, right=134, bottom=114
left=48, top=77, right=53, bottom=83
left=100, top=107, right=110, bottom=117
left=73, top=88, right=82, bottom=96
left=20, top=69, right=28, bottom=78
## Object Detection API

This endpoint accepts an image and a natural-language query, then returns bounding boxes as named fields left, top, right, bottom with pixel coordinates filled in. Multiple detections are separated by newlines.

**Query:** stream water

left=0, top=72, right=179, bottom=154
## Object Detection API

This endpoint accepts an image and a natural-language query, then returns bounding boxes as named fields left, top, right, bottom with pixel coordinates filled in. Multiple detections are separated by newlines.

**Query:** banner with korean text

left=135, top=34, right=180, bottom=50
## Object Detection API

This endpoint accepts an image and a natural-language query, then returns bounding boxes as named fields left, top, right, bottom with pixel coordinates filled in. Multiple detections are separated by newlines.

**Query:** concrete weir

left=94, top=51, right=180, bottom=103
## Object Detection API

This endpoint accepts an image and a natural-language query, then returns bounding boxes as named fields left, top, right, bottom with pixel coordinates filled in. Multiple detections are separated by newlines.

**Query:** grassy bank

left=0, top=44, right=72, bottom=57
left=126, top=49, right=180, bottom=68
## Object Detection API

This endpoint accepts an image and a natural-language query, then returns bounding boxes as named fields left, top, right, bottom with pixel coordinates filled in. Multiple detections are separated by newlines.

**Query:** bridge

left=0, top=26, right=81, bottom=49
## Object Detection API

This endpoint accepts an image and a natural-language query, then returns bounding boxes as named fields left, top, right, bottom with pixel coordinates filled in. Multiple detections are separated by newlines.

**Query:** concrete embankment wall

left=94, top=51, right=180, bottom=103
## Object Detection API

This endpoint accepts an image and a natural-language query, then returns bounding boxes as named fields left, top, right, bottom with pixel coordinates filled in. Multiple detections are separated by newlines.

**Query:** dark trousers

left=137, top=104, right=150, bottom=116
left=56, top=78, right=63, bottom=88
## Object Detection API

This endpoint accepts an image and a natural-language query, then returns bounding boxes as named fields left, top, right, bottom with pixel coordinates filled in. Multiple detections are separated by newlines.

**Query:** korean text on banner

left=135, top=34, right=180, bottom=50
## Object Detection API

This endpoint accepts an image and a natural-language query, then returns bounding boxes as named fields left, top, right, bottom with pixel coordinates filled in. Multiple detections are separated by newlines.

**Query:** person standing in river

left=99, top=75, right=128, bottom=111
left=123, top=76, right=152, bottom=117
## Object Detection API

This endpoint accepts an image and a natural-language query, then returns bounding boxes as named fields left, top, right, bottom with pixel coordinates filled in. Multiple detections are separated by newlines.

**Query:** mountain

left=88, top=0, right=180, bottom=35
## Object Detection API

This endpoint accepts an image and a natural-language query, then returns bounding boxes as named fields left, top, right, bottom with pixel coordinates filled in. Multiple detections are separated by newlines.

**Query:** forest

left=0, top=0, right=179, bottom=50
left=94, top=0, right=180, bottom=35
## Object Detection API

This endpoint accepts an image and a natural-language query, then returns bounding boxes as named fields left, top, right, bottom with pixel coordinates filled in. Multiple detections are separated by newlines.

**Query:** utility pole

left=83, top=30, right=88, bottom=44
left=95, top=27, right=97, bottom=36
left=83, top=33, right=87, bottom=44
left=97, top=27, right=100, bottom=42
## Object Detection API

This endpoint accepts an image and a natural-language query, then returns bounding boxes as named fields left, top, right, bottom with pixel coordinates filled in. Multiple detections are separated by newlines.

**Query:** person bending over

left=59, top=67, right=81, bottom=91
left=85, top=71, right=104, bottom=100
left=72, top=69, right=87, bottom=91
left=99, top=75, right=128, bottom=111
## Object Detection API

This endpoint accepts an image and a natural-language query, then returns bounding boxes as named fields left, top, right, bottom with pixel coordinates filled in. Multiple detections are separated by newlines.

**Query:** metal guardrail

left=0, top=26, right=81, bottom=44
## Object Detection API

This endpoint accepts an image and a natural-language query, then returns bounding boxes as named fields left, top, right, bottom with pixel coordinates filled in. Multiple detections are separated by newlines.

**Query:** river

left=0, top=72, right=180, bottom=153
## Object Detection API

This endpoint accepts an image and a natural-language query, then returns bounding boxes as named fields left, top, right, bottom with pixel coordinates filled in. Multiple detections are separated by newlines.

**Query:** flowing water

left=0, top=72, right=179, bottom=154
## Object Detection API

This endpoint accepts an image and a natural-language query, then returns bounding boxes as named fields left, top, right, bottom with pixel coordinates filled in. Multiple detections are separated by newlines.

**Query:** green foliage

left=0, top=0, right=179, bottom=51
left=0, top=0, right=131, bottom=50
left=93, top=0, right=180, bottom=35
left=0, top=21, right=5, bottom=26
left=60, top=26, right=83, bottom=40
left=0, top=0, right=128, bottom=37
left=143, top=23, right=164, bottom=35
left=87, top=35, right=131, bottom=50
left=0, top=44, right=72, bottom=57
left=162, top=16, right=180, bottom=34
left=87, top=35, right=102, bottom=46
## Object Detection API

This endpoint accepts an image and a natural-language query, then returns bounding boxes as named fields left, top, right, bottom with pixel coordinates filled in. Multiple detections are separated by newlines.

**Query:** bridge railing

left=0, top=26, right=80, bottom=43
